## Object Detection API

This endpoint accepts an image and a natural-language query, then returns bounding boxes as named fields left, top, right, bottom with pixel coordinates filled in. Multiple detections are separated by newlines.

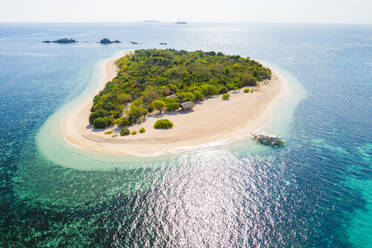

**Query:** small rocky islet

left=42, top=38, right=77, bottom=44
left=42, top=38, right=169, bottom=46
left=252, top=133, right=285, bottom=147
left=98, top=38, right=121, bottom=44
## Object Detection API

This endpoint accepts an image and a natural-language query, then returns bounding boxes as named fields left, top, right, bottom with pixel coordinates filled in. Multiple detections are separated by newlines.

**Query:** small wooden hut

left=180, top=101, right=194, bottom=110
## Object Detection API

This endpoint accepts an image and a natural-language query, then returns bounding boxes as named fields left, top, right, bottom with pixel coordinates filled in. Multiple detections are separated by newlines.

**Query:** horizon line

left=1, top=21, right=372, bottom=25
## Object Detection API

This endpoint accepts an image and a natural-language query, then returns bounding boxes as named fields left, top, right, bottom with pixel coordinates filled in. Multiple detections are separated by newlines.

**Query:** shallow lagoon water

left=0, top=23, right=371, bottom=247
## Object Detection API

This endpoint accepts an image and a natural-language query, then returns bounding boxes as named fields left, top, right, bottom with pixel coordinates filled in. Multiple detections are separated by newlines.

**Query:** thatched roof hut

left=180, top=101, right=194, bottom=110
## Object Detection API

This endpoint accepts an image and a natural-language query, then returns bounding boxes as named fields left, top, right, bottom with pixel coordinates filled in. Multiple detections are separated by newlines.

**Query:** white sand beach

left=63, top=51, right=287, bottom=156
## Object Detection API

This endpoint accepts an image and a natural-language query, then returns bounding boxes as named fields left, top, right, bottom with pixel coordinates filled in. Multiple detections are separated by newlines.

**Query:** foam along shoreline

left=63, top=51, right=287, bottom=156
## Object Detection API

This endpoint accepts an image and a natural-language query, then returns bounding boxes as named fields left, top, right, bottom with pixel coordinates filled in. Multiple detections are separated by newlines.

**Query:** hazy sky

left=1, top=0, right=372, bottom=23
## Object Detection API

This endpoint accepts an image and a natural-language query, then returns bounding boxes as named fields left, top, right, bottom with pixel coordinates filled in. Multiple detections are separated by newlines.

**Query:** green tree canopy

left=90, top=49, right=271, bottom=128
left=151, top=100, right=166, bottom=113
left=165, top=98, right=180, bottom=111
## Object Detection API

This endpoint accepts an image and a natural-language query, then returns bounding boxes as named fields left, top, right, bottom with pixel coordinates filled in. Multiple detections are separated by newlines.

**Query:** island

left=97, top=38, right=121, bottom=44
left=130, top=41, right=139, bottom=45
left=89, top=49, right=271, bottom=129
left=43, top=38, right=77, bottom=44
left=175, top=21, right=188, bottom=24
left=63, top=49, right=285, bottom=155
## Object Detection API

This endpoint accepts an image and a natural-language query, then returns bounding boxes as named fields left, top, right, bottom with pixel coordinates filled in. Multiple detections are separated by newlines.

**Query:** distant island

left=142, top=20, right=161, bottom=23
left=175, top=21, right=187, bottom=24
left=97, top=38, right=121, bottom=44
left=130, top=41, right=139, bottom=45
left=43, top=38, right=77, bottom=44
left=89, top=49, right=271, bottom=129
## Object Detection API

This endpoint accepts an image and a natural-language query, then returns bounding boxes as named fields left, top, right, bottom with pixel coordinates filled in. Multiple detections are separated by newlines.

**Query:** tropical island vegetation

left=222, top=93, right=230, bottom=100
left=154, top=119, right=174, bottom=129
left=89, top=49, right=272, bottom=129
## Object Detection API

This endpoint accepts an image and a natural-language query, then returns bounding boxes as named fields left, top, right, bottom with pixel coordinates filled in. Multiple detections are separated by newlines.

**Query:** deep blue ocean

left=0, top=23, right=371, bottom=247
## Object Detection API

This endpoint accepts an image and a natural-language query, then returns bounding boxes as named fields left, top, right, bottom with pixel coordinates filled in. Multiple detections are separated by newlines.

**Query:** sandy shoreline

left=63, top=51, right=287, bottom=156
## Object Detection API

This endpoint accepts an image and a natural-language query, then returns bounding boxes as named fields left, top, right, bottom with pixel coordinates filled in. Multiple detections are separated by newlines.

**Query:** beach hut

left=180, top=101, right=194, bottom=110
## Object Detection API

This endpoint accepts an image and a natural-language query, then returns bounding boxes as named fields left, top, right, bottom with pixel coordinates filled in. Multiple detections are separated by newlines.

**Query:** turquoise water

left=0, top=23, right=371, bottom=247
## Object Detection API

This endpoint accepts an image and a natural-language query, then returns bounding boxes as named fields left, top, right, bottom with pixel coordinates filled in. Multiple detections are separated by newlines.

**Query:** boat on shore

left=251, top=133, right=285, bottom=147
